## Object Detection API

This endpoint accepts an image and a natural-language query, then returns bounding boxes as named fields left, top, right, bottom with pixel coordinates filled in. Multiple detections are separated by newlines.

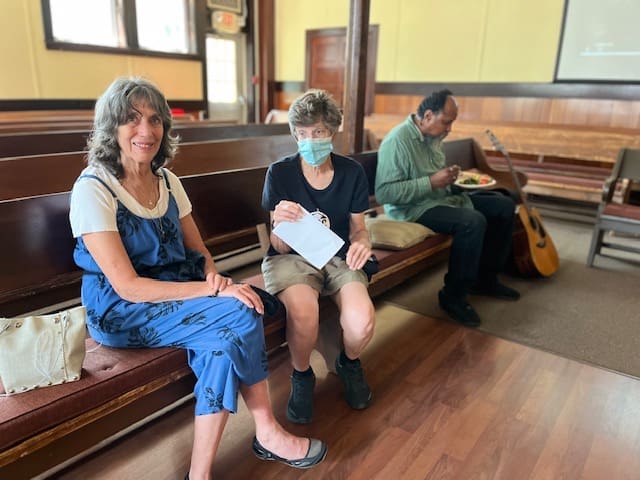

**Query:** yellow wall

left=274, top=0, right=350, bottom=82
left=275, top=0, right=565, bottom=82
left=0, top=0, right=202, bottom=100
left=0, top=0, right=567, bottom=100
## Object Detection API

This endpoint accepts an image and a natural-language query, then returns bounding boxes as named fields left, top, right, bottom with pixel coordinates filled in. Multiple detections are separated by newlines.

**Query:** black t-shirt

left=262, top=153, right=370, bottom=259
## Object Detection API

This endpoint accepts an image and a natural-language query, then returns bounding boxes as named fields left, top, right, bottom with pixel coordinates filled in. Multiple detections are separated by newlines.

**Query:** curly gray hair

left=87, top=77, right=179, bottom=178
left=287, top=89, right=342, bottom=137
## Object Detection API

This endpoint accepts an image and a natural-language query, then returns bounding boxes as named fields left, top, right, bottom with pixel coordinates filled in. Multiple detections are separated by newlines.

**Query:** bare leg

left=188, top=380, right=312, bottom=479
left=241, top=380, right=309, bottom=458
left=188, top=410, right=230, bottom=480
left=279, top=284, right=320, bottom=371
left=333, top=282, right=375, bottom=359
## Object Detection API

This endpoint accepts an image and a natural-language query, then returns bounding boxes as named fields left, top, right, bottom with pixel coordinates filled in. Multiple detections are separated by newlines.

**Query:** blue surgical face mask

left=297, top=138, right=333, bottom=167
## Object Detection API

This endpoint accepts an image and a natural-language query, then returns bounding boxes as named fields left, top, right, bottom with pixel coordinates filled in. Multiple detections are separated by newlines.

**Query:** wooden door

left=305, top=26, right=378, bottom=115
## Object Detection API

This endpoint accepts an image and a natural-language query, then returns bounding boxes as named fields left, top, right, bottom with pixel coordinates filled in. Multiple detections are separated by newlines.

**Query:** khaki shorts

left=261, top=254, right=368, bottom=296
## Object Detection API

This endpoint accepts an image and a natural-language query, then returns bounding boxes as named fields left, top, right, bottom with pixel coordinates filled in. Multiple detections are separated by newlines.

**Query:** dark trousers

left=416, top=191, right=515, bottom=298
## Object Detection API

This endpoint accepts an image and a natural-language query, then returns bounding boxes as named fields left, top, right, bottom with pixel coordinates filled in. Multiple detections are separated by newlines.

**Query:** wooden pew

left=364, top=114, right=640, bottom=206
left=0, top=110, right=202, bottom=134
left=0, top=123, right=291, bottom=158
left=0, top=167, right=277, bottom=479
left=0, top=121, right=94, bottom=134
left=0, top=110, right=94, bottom=121
left=365, top=114, right=640, bottom=164
left=0, top=134, right=297, bottom=201
left=0, top=158, right=451, bottom=478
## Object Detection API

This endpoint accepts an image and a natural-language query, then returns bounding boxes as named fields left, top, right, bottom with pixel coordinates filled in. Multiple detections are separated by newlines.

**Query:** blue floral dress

left=72, top=171, right=268, bottom=415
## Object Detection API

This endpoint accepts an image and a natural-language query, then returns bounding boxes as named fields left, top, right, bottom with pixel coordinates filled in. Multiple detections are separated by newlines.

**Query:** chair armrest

left=601, top=175, right=618, bottom=203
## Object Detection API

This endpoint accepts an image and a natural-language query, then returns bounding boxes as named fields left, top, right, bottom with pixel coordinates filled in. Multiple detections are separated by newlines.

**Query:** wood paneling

left=371, top=94, right=640, bottom=130
left=363, top=114, right=640, bottom=164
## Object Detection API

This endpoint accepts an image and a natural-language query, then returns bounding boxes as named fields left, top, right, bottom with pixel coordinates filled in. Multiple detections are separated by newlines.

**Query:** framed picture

left=206, top=0, right=242, bottom=14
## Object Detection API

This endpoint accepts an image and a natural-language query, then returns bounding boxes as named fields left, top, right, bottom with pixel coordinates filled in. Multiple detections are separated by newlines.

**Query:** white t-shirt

left=69, top=165, right=192, bottom=238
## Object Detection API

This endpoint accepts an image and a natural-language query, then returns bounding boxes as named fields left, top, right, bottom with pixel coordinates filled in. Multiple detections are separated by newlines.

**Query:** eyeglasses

left=294, top=127, right=332, bottom=139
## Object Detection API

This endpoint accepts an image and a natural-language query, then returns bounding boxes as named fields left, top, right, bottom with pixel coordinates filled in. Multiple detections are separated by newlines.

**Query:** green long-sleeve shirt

left=375, top=115, right=472, bottom=222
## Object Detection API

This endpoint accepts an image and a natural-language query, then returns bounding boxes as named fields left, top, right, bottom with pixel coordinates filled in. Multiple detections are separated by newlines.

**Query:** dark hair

left=287, top=89, right=342, bottom=136
left=416, top=89, right=453, bottom=118
left=87, top=77, right=180, bottom=178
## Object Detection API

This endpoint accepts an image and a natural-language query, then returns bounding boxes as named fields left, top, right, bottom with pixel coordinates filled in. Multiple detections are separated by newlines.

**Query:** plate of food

left=454, top=171, right=496, bottom=189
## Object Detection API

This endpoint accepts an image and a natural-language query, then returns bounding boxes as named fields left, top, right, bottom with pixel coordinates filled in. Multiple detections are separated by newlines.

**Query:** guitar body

left=484, top=129, right=560, bottom=278
left=512, top=205, right=559, bottom=277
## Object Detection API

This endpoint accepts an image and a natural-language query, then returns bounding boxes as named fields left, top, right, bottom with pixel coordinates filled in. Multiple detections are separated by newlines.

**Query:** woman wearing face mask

left=261, top=89, right=376, bottom=426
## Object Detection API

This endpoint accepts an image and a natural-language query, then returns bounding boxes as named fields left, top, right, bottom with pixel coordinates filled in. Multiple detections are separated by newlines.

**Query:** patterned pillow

left=365, top=215, right=435, bottom=250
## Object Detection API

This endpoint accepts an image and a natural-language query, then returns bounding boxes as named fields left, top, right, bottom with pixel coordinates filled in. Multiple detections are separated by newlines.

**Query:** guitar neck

left=486, top=130, right=532, bottom=211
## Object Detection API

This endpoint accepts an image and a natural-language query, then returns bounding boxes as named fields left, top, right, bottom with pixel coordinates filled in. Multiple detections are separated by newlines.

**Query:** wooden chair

left=587, top=148, right=640, bottom=266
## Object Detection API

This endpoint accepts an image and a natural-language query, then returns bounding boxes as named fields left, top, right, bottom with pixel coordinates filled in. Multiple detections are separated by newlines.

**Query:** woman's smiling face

left=117, top=101, right=163, bottom=167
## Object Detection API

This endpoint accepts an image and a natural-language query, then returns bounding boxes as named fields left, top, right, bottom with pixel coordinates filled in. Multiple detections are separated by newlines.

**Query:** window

left=206, top=37, right=237, bottom=103
left=42, top=0, right=197, bottom=58
left=136, top=0, right=191, bottom=54
left=48, top=0, right=122, bottom=48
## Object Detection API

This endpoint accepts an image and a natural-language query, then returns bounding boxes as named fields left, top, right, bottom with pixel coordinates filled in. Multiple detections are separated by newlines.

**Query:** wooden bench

left=0, top=129, right=384, bottom=202
left=0, top=167, right=307, bottom=479
left=0, top=109, right=202, bottom=134
left=364, top=114, right=640, bottom=208
left=353, top=136, right=528, bottom=202
left=1, top=140, right=455, bottom=478
left=0, top=123, right=291, bottom=158
left=0, top=169, right=274, bottom=479
left=0, top=134, right=297, bottom=201
left=485, top=154, right=612, bottom=204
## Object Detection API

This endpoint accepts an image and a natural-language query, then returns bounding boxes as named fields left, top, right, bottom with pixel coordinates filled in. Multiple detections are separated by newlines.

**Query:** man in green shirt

left=375, top=89, right=519, bottom=327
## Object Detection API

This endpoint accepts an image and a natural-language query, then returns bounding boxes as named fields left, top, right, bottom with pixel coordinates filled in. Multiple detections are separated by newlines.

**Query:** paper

left=273, top=207, right=345, bottom=269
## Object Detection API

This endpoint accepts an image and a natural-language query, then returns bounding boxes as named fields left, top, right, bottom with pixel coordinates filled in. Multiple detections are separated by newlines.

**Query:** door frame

left=205, top=33, right=248, bottom=123
left=304, top=25, right=379, bottom=116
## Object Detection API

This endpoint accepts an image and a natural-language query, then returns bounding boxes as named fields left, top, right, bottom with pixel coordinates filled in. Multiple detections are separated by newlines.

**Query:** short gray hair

left=287, top=89, right=342, bottom=136
left=87, top=77, right=179, bottom=178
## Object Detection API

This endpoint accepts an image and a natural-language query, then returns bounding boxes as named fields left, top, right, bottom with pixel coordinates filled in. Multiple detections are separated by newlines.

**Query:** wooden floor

left=53, top=303, right=640, bottom=480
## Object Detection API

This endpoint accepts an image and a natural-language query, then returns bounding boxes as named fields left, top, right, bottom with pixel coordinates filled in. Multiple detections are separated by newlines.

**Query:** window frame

left=40, top=0, right=201, bottom=60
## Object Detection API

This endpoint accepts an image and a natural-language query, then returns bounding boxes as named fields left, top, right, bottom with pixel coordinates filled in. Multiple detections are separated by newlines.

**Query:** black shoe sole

left=345, top=393, right=372, bottom=410
left=439, top=301, right=481, bottom=327
left=468, top=290, right=520, bottom=300
left=252, top=437, right=328, bottom=469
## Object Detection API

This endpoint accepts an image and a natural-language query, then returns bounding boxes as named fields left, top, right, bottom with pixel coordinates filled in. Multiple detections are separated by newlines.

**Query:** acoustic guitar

left=486, top=130, right=559, bottom=277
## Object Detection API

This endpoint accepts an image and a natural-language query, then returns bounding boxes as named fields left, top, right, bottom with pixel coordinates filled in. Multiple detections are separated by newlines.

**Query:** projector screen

left=556, top=0, right=640, bottom=82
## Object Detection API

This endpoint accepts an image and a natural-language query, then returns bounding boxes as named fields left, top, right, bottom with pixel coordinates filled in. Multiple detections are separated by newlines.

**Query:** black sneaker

left=335, top=355, right=372, bottom=410
left=438, top=289, right=481, bottom=327
left=287, top=369, right=315, bottom=424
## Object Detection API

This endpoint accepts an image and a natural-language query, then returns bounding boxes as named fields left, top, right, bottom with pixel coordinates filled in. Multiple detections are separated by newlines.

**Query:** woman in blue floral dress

left=69, top=77, right=326, bottom=479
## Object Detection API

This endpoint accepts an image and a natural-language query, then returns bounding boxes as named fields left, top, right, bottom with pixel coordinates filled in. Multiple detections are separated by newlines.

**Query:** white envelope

left=272, top=207, right=345, bottom=269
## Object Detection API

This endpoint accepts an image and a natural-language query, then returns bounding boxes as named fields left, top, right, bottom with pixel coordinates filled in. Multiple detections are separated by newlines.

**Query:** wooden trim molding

left=257, top=0, right=276, bottom=121
left=0, top=99, right=208, bottom=112
left=276, top=81, right=640, bottom=101
left=376, top=82, right=640, bottom=100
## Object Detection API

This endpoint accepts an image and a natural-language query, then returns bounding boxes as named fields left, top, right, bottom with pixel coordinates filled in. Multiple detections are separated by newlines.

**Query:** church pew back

left=0, top=123, right=291, bottom=158
left=0, top=134, right=296, bottom=201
